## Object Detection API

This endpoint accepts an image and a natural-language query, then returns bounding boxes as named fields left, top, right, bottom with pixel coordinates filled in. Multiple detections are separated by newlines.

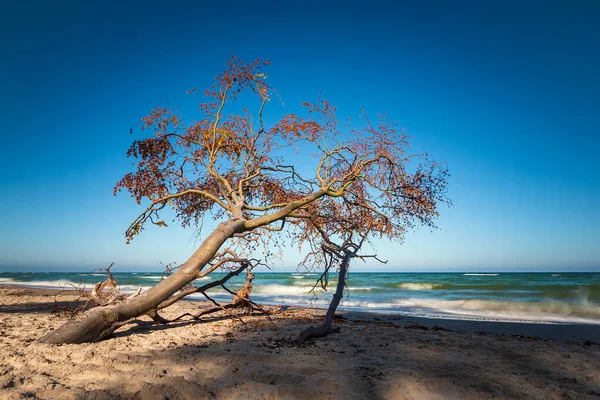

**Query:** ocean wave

left=249, top=296, right=331, bottom=308
left=0, top=278, right=155, bottom=294
left=189, top=276, right=211, bottom=281
left=290, top=273, right=320, bottom=279
left=385, top=298, right=600, bottom=324
left=240, top=294, right=600, bottom=324
left=252, top=284, right=316, bottom=296
left=116, top=284, right=153, bottom=293
left=0, top=279, right=91, bottom=289
left=398, top=283, right=443, bottom=290
left=3, top=273, right=599, bottom=325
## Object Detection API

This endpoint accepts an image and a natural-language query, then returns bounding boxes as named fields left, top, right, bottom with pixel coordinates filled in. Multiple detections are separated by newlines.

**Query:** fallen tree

left=39, top=56, right=449, bottom=344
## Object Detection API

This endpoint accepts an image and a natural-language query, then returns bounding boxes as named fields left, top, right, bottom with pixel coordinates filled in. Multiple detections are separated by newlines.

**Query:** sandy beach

left=1, top=285, right=599, bottom=399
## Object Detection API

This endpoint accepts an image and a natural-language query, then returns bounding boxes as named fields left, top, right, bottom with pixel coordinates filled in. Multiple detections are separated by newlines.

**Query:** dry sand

left=1, top=286, right=599, bottom=399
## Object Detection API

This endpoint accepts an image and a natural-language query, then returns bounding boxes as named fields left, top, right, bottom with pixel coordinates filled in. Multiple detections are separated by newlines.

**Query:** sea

left=1, top=272, right=599, bottom=325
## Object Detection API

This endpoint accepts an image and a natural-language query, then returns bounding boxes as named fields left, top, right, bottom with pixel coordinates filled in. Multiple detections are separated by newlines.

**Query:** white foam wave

left=255, top=296, right=331, bottom=307
left=139, top=276, right=162, bottom=281
left=398, top=283, right=442, bottom=290
left=0, top=278, right=154, bottom=294
left=253, top=284, right=315, bottom=296
left=239, top=295, right=600, bottom=324
left=118, top=285, right=152, bottom=293
left=0, top=279, right=88, bottom=288
left=385, top=298, right=600, bottom=324
left=463, top=273, right=499, bottom=276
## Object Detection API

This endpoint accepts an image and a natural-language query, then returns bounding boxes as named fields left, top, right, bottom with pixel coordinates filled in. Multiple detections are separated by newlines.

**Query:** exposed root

left=42, top=259, right=274, bottom=344
left=89, top=262, right=132, bottom=306
left=51, top=263, right=131, bottom=317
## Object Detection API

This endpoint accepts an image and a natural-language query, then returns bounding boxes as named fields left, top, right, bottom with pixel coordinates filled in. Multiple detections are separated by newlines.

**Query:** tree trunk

left=296, top=253, right=349, bottom=343
left=38, top=219, right=245, bottom=344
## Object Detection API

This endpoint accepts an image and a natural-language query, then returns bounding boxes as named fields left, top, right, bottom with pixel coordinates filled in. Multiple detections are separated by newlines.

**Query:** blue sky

left=0, top=0, right=598, bottom=272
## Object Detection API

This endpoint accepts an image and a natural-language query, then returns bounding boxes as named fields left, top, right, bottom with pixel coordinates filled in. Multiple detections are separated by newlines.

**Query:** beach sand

left=1, top=286, right=599, bottom=399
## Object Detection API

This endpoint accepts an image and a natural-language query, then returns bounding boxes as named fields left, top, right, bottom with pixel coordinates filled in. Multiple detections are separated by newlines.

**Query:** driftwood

left=43, top=260, right=270, bottom=342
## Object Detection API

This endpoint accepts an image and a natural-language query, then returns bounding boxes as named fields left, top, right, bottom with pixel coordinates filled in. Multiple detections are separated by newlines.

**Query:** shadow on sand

left=34, top=313, right=600, bottom=399
left=2, top=287, right=599, bottom=399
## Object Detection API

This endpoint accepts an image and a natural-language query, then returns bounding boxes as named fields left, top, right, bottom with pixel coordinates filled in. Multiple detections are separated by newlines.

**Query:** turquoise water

left=1, top=272, right=599, bottom=324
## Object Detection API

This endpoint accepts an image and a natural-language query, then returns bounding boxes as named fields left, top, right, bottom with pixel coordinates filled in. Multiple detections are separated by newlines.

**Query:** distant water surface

left=1, top=272, right=599, bottom=324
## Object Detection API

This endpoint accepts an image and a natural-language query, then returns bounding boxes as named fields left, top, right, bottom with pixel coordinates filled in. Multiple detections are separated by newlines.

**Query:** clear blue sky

left=1, top=0, right=598, bottom=272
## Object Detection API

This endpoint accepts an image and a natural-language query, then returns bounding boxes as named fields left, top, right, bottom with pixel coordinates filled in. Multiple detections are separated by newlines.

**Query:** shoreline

left=2, top=283, right=599, bottom=343
left=2, top=271, right=599, bottom=328
left=1, top=286, right=599, bottom=399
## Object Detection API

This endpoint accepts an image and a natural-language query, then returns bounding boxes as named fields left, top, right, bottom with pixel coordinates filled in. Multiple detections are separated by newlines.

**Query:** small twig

left=52, top=282, right=93, bottom=318
left=197, top=291, right=246, bottom=325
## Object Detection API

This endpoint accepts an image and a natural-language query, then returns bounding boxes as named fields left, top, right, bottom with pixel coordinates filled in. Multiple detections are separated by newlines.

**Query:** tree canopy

left=115, top=56, right=449, bottom=260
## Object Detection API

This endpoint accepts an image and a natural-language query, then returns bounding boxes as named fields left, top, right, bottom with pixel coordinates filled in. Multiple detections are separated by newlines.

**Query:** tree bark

left=38, top=219, right=245, bottom=344
left=296, top=253, right=349, bottom=343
